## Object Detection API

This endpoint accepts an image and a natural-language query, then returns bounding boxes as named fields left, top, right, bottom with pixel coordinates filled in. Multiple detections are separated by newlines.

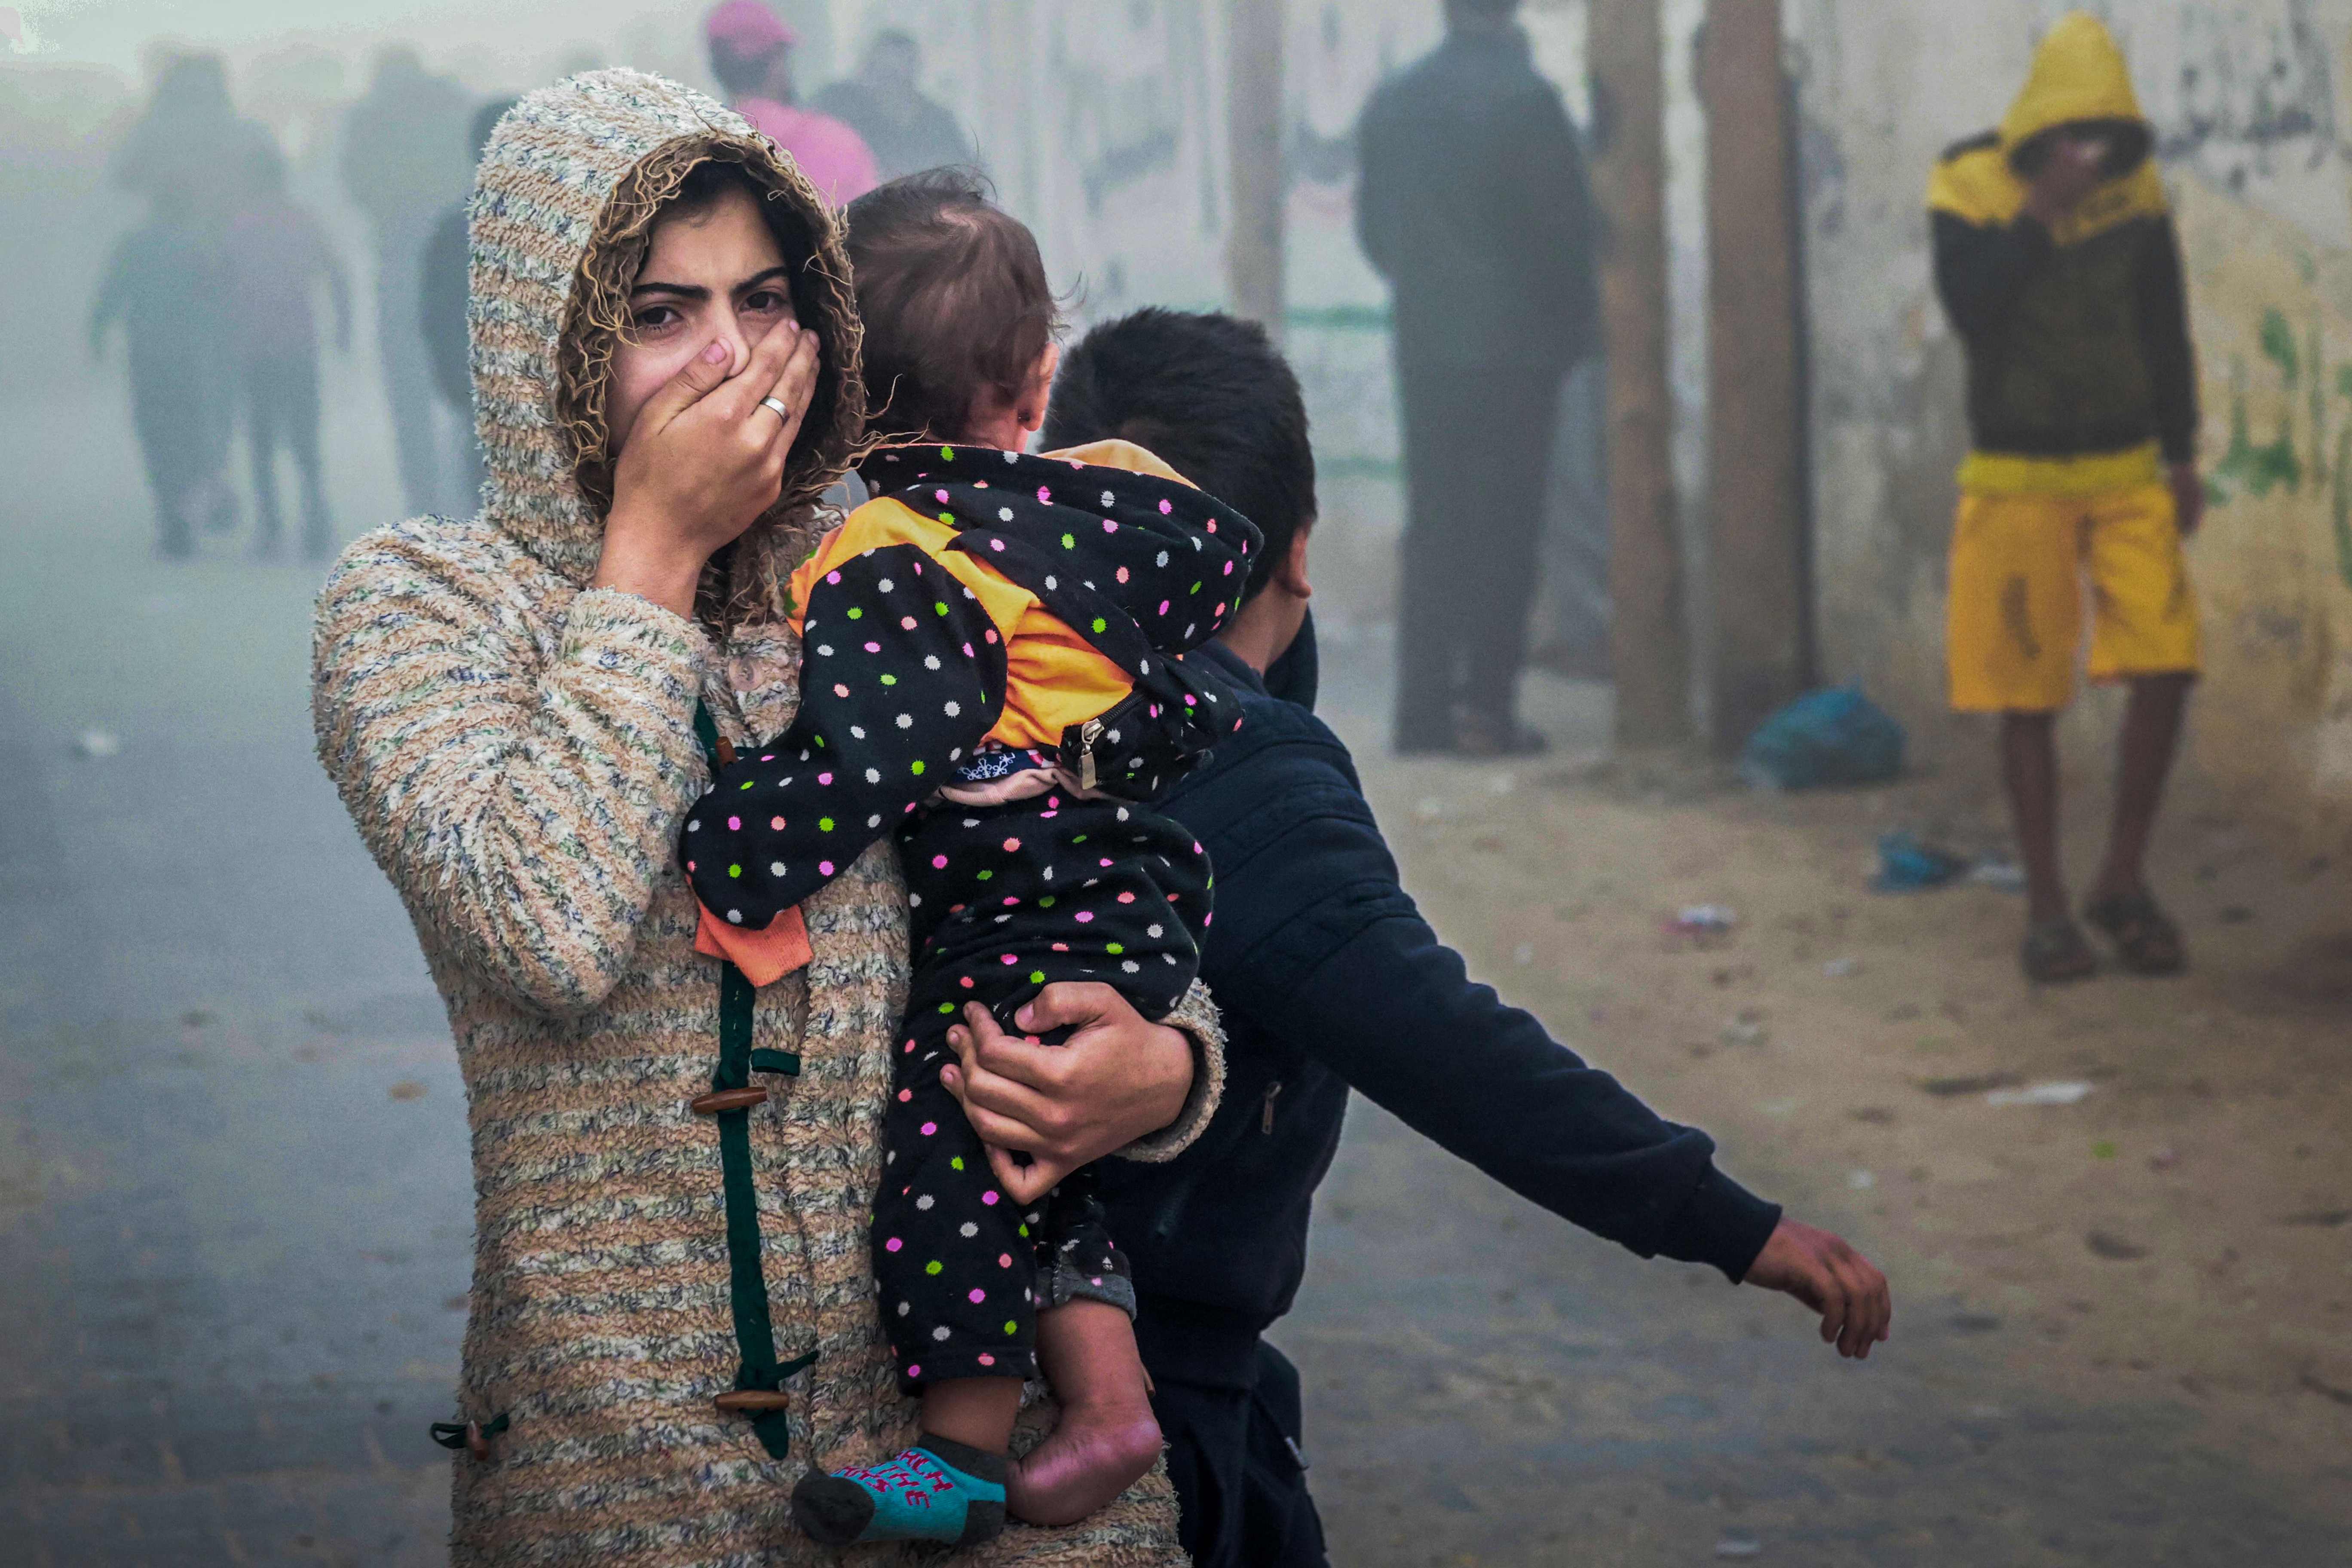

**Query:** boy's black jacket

left=1098, top=625, right=1782, bottom=1388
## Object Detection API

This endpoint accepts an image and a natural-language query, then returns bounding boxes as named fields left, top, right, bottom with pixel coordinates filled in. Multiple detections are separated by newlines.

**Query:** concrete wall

left=1792, top=0, right=2352, bottom=837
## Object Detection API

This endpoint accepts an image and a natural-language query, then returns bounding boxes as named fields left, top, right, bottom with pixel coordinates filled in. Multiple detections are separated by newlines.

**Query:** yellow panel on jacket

left=1926, top=11, right=2165, bottom=245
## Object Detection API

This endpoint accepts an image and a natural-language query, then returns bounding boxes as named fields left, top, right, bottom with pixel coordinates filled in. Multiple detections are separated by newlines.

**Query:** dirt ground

left=1279, top=634, right=2352, bottom=1564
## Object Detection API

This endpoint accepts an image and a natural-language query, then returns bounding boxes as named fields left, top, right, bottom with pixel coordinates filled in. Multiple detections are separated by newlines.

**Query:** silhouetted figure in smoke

left=1356, top=0, right=1600, bottom=756
left=419, top=96, right=519, bottom=518
left=705, top=0, right=878, bottom=206
left=113, top=50, right=277, bottom=222
left=90, top=202, right=233, bottom=557
left=810, top=28, right=974, bottom=182
left=341, top=46, right=473, bottom=517
left=227, top=141, right=351, bottom=559
left=94, top=52, right=270, bottom=555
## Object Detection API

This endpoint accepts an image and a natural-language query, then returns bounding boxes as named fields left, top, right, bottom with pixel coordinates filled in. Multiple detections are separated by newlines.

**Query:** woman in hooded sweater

left=310, top=71, right=1220, bottom=1566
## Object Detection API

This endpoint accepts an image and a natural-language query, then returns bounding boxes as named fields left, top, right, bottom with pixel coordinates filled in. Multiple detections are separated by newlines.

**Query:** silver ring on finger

left=758, top=395, right=792, bottom=423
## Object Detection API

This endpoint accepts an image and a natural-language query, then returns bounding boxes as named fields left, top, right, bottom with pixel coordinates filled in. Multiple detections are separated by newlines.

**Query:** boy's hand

left=1743, top=1218, right=1893, bottom=1359
left=2168, top=461, right=2205, bottom=538
left=938, top=989, right=1195, bottom=1207
left=2022, top=134, right=2106, bottom=227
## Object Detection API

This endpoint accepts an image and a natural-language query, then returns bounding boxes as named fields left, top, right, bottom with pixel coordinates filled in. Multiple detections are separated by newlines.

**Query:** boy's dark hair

left=1044, top=307, right=1315, bottom=604
left=844, top=168, right=1060, bottom=444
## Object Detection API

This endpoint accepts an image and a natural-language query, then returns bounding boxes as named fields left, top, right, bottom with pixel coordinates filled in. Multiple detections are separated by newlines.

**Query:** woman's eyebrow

left=733, top=265, right=793, bottom=296
left=629, top=279, right=707, bottom=300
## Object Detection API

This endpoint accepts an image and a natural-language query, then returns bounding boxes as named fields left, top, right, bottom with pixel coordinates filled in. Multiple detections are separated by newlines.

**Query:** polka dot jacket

left=681, top=440, right=1259, bottom=959
left=679, top=440, right=1259, bottom=1390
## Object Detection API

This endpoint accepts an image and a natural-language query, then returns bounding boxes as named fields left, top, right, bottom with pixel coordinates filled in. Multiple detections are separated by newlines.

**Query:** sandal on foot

left=2082, top=891, right=2187, bottom=976
left=2021, top=918, right=2098, bottom=984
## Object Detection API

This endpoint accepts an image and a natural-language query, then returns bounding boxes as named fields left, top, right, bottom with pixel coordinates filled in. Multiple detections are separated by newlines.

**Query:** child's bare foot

left=1006, top=1400, right=1163, bottom=1526
left=1015, top=1297, right=1161, bottom=1523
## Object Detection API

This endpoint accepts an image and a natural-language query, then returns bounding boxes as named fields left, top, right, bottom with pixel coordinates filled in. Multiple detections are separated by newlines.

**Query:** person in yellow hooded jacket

left=1927, top=12, right=2200, bottom=983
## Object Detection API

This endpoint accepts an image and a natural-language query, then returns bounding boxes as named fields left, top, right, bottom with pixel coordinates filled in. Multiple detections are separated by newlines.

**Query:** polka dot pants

left=874, top=792, right=1207, bottom=1390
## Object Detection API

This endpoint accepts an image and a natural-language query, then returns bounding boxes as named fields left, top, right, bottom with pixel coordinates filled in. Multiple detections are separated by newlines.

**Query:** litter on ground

left=1670, top=904, right=1738, bottom=936
left=1871, top=830, right=1969, bottom=892
left=1968, top=857, right=2027, bottom=891
left=1985, top=1081, right=2094, bottom=1107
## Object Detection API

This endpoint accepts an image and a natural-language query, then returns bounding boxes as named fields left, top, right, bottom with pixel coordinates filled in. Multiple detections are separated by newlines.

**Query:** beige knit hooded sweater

left=311, top=71, right=1217, bottom=1566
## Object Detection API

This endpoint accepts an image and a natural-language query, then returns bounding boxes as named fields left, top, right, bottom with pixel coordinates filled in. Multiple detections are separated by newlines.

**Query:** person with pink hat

left=706, top=0, right=879, bottom=207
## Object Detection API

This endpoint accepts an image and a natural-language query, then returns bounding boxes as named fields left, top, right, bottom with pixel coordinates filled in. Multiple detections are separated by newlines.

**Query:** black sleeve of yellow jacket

left=1188, top=720, right=1782, bottom=1281
left=2135, top=214, right=2199, bottom=464
left=1930, top=208, right=2055, bottom=343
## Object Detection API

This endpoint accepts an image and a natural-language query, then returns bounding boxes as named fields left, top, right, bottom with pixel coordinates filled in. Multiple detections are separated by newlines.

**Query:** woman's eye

left=744, top=289, right=790, bottom=316
left=632, top=303, right=681, bottom=332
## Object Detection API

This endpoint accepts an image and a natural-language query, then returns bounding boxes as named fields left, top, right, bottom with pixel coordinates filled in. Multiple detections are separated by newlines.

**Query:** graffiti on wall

left=2165, top=152, right=2352, bottom=799
left=2159, top=0, right=2339, bottom=174
left=2207, top=300, right=2352, bottom=593
left=2122, top=0, right=2352, bottom=251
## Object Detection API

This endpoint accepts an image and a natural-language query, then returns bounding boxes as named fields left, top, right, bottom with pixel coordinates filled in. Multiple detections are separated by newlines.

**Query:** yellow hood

left=1999, top=12, right=2147, bottom=152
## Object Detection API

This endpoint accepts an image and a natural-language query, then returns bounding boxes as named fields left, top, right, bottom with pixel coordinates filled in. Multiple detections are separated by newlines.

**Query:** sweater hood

left=466, top=69, right=865, bottom=611
left=1999, top=12, right=2148, bottom=154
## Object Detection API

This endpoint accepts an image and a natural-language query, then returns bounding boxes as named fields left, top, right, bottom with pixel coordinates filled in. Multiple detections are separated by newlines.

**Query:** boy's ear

left=1276, top=520, right=1314, bottom=597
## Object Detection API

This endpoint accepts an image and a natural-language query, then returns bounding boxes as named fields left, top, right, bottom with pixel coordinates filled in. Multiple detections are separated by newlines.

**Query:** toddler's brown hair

left=843, top=168, right=1061, bottom=444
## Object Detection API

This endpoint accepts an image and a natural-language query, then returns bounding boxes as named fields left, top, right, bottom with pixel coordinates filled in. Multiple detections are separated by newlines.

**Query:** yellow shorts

left=1946, top=483, right=2200, bottom=713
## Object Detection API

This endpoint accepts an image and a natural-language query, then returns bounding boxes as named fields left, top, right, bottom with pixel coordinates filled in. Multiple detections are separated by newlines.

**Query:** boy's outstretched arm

left=1181, top=724, right=1893, bottom=1357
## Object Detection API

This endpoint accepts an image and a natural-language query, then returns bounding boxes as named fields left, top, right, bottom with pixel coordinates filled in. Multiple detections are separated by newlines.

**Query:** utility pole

left=1702, top=0, right=1809, bottom=752
left=1588, top=0, right=1690, bottom=747
left=1225, top=0, right=1286, bottom=333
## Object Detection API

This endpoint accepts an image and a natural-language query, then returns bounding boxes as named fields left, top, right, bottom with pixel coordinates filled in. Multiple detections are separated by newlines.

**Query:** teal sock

left=790, top=1433, right=1008, bottom=1547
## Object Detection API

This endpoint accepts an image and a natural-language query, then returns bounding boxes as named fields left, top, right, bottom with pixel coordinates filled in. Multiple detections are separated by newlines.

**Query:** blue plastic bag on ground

left=1737, top=686, right=1905, bottom=791
left=1871, top=830, right=1969, bottom=893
